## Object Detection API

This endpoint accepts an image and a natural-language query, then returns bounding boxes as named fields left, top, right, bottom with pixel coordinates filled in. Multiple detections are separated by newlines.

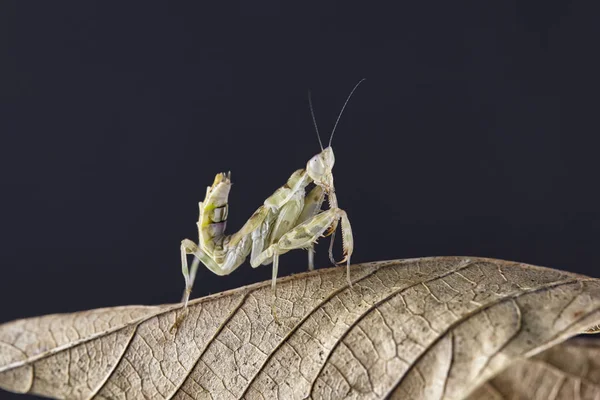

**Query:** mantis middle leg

left=296, top=184, right=326, bottom=271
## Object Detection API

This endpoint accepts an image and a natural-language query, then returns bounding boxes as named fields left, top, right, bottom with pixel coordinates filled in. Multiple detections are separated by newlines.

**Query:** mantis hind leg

left=179, top=235, right=251, bottom=308
left=180, top=239, right=199, bottom=308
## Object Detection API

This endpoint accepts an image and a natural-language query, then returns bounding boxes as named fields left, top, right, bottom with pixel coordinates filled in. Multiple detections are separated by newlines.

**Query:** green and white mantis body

left=179, top=80, right=364, bottom=308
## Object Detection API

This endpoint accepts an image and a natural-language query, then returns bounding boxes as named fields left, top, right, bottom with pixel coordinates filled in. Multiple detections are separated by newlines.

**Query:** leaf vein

left=166, top=291, right=249, bottom=400
left=383, top=278, right=584, bottom=399
left=308, top=259, right=479, bottom=396
left=87, top=324, right=138, bottom=400
left=236, top=264, right=383, bottom=398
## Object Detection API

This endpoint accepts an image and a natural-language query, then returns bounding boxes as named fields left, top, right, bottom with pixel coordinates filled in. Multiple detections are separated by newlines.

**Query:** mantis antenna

left=329, top=78, right=366, bottom=147
left=308, top=90, right=324, bottom=151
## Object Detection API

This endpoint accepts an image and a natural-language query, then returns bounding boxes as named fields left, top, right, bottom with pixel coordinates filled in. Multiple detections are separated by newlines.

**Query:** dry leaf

left=468, top=337, right=600, bottom=399
left=1, top=256, right=600, bottom=399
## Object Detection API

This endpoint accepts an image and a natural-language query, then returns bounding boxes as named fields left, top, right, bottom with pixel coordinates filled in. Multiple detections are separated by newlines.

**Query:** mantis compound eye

left=308, top=156, right=325, bottom=176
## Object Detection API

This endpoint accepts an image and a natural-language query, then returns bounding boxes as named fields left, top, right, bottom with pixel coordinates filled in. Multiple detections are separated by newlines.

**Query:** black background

left=1, top=2, right=599, bottom=399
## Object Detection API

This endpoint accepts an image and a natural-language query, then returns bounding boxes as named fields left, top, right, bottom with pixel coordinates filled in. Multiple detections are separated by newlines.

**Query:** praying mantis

left=179, top=80, right=364, bottom=309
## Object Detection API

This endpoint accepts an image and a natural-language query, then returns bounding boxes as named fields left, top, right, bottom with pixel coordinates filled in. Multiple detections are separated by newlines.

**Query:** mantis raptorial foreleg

left=250, top=206, right=354, bottom=289
left=324, top=189, right=341, bottom=264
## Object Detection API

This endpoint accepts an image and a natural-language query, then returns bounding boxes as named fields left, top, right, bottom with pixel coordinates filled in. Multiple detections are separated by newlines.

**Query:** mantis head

left=306, top=79, right=365, bottom=194
left=306, top=146, right=335, bottom=192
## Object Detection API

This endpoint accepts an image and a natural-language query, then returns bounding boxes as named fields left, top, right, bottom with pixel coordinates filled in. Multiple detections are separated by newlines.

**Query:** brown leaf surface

left=468, top=337, right=600, bottom=400
left=1, top=257, right=600, bottom=400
